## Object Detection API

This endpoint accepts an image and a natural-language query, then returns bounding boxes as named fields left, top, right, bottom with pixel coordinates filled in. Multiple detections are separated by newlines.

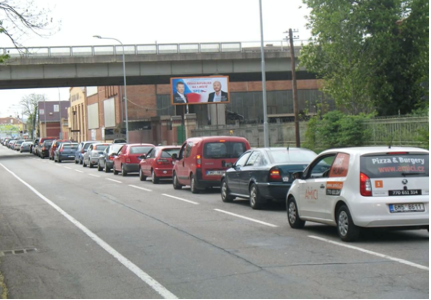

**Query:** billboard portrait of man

left=173, top=81, right=188, bottom=104
left=207, top=81, right=228, bottom=102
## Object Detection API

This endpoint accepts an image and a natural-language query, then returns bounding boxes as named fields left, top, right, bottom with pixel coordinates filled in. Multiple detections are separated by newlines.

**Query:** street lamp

left=258, top=0, right=269, bottom=147
left=93, top=35, right=129, bottom=143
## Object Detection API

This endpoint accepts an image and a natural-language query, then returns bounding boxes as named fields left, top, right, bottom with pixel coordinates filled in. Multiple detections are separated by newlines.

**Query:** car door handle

left=320, top=184, right=325, bottom=189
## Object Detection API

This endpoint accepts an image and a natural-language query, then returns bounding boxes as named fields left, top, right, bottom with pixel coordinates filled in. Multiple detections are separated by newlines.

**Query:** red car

left=112, top=143, right=155, bottom=176
left=49, top=139, right=69, bottom=160
left=139, top=146, right=181, bottom=183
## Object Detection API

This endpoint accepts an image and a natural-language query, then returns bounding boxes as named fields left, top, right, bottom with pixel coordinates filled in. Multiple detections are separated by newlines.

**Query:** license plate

left=389, top=203, right=425, bottom=213
left=68, top=156, right=74, bottom=158
left=389, top=189, right=421, bottom=196
left=207, top=170, right=224, bottom=176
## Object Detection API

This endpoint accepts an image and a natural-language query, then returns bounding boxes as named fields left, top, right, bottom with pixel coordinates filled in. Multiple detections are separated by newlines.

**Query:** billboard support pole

left=181, top=105, right=186, bottom=142
left=259, top=0, right=269, bottom=147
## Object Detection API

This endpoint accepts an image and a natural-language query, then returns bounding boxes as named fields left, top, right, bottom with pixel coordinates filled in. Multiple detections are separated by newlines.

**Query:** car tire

left=97, top=163, right=102, bottom=171
left=337, top=205, right=361, bottom=242
left=79, top=158, right=83, bottom=165
left=139, top=169, right=147, bottom=181
left=58, top=159, right=62, bottom=163
left=113, top=168, right=119, bottom=175
left=104, top=165, right=110, bottom=173
left=82, top=160, right=87, bottom=167
left=173, top=172, right=182, bottom=190
left=249, top=183, right=264, bottom=209
left=20, top=150, right=22, bottom=153
left=287, top=196, right=305, bottom=229
left=75, top=159, right=78, bottom=164
left=190, top=174, right=199, bottom=194
left=121, top=165, right=127, bottom=176
left=89, top=162, right=93, bottom=168
left=151, top=170, right=159, bottom=184
left=221, top=179, right=235, bottom=202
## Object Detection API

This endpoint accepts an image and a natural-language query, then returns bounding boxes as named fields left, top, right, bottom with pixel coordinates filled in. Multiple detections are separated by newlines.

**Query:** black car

left=40, top=140, right=53, bottom=159
left=97, top=143, right=125, bottom=172
left=221, top=147, right=317, bottom=209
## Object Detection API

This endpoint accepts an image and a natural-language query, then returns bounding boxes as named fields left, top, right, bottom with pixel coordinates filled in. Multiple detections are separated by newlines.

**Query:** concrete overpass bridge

left=0, top=40, right=314, bottom=89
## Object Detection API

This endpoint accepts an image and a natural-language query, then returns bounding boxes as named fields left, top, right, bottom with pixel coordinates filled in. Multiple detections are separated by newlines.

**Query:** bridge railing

left=0, top=40, right=308, bottom=58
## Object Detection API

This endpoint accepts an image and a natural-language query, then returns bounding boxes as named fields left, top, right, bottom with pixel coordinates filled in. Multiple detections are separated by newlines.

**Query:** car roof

left=186, top=136, right=249, bottom=143
left=319, top=146, right=429, bottom=156
left=127, top=143, right=154, bottom=146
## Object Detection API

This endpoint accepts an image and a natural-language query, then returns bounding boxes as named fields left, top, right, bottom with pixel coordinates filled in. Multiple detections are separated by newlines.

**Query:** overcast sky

left=0, top=0, right=311, bottom=117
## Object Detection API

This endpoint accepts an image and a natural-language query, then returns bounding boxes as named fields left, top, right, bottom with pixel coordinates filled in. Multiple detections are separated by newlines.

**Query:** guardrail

left=0, top=40, right=308, bottom=58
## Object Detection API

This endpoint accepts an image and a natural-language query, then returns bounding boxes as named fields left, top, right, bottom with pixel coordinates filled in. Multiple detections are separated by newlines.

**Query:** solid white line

left=89, top=174, right=100, bottom=178
left=74, top=169, right=84, bottom=173
left=308, top=235, right=429, bottom=271
left=106, top=178, right=122, bottom=183
left=64, top=167, right=72, bottom=170
left=129, top=185, right=152, bottom=192
left=214, top=209, right=278, bottom=228
left=162, top=194, right=199, bottom=205
left=0, top=163, right=177, bottom=299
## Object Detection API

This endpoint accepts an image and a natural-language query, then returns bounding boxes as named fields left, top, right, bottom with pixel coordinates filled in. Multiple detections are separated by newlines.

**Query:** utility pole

left=288, top=28, right=300, bottom=147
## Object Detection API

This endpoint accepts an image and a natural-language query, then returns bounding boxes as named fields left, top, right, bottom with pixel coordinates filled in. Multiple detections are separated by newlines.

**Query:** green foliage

left=300, top=0, right=429, bottom=116
left=304, top=111, right=372, bottom=152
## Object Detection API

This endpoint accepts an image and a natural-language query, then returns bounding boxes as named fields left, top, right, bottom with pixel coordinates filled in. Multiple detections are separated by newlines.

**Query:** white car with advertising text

left=286, top=146, right=429, bottom=241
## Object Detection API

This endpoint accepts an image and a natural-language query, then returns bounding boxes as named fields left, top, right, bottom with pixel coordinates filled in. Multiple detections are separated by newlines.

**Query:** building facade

left=39, top=101, right=70, bottom=138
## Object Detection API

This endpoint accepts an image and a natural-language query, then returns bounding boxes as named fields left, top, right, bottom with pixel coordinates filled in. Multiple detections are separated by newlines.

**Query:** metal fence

left=192, top=115, right=429, bottom=148
left=0, top=40, right=309, bottom=58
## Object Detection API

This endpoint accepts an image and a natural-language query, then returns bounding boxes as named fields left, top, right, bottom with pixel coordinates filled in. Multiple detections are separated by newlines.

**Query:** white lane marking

left=75, top=169, right=84, bottom=173
left=0, top=163, right=177, bottom=299
left=214, top=209, right=278, bottom=228
left=89, top=174, right=100, bottom=178
left=107, top=178, right=122, bottom=183
left=309, top=235, right=429, bottom=271
left=162, top=194, right=199, bottom=205
left=129, top=185, right=152, bottom=192
left=65, top=167, right=72, bottom=170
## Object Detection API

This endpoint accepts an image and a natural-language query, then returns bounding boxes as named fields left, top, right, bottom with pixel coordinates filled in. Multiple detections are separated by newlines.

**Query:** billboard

left=171, top=76, right=230, bottom=105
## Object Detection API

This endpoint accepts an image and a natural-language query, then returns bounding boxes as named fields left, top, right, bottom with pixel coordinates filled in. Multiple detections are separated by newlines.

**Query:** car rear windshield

left=161, top=148, right=180, bottom=158
left=267, top=149, right=316, bottom=164
left=63, top=144, right=78, bottom=150
left=203, top=142, right=246, bottom=159
left=109, top=144, right=124, bottom=153
left=94, top=145, right=108, bottom=151
left=360, top=154, right=429, bottom=178
left=130, top=146, right=152, bottom=154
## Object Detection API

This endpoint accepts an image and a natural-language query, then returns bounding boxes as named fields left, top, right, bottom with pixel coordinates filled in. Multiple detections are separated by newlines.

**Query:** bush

left=304, top=111, right=372, bottom=153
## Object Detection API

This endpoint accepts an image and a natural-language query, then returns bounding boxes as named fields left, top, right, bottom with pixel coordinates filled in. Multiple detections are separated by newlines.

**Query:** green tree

left=300, top=0, right=429, bottom=116
left=20, top=93, right=44, bottom=139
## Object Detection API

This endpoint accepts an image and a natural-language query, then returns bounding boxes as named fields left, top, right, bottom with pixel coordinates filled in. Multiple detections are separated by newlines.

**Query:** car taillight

left=81, top=149, right=85, bottom=153
left=269, top=168, right=282, bottom=182
left=360, top=172, right=372, bottom=196
left=60, top=148, right=63, bottom=152
left=157, top=159, right=169, bottom=165
left=42, top=147, right=46, bottom=151
left=196, top=155, right=201, bottom=169
left=109, top=156, right=114, bottom=161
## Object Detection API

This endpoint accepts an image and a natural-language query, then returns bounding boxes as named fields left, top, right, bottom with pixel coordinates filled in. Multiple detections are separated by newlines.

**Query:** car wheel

left=121, top=165, right=127, bottom=176
left=79, top=158, right=83, bottom=165
left=97, top=163, right=102, bottom=171
left=337, top=205, right=361, bottom=242
left=74, top=159, right=78, bottom=164
left=287, top=196, right=305, bottom=229
left=82, top=159, right=87, bottom=167
left=221, top=179, right=235, bottom=202
left=89, top=162, right=93, bottom=168
left=190, top=174, right=199, bottom=194
left=151, top=170, right=159, bottom=184
left=173, top=172, right=182, bottom=190
left=139, top=169, right=147, bottom=181
left=249, top=183, right=264, bottom=209
left=113, top=167, right=119, bottom=175
left=58, top=159, right=62, bottom=163
left=104, top=165, right=110, bottom=173
left=20, top=150, right=22, bottom=153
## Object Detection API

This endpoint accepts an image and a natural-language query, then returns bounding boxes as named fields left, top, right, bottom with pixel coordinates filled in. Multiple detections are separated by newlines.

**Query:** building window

left=39, top=109, right=45, bottom=115
left=54, top=105, right=59, bottom=112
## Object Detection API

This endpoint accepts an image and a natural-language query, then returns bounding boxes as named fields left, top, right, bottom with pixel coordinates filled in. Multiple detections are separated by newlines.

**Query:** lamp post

left=258, top=0, right=269, bottom=147
left=93, top=35, right=129, bottom=143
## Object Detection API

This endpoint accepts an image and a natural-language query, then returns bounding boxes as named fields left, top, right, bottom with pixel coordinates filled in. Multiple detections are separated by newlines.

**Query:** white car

left=286, top=147, right=429, bottom=241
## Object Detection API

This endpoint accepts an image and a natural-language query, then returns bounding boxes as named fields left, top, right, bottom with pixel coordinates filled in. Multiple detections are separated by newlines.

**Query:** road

left=0, top=146, right=428, bottom=298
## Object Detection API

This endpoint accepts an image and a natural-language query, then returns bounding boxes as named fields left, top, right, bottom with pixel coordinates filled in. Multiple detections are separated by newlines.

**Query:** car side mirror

left=226, top=162, right=233, bottom=168
left=172, top=153, right=178, bottom=160
left=138, top=154, right=147, bottom=160
left=293, top=171, right=304, bottom=180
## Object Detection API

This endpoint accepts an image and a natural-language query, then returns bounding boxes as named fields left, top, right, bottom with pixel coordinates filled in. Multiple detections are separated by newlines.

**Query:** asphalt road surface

left=0, top=146, right=428, bottom=298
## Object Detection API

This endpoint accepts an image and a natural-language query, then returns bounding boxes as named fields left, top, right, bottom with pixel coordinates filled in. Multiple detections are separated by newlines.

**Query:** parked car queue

left=1, top=136, right=429, bottom=242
